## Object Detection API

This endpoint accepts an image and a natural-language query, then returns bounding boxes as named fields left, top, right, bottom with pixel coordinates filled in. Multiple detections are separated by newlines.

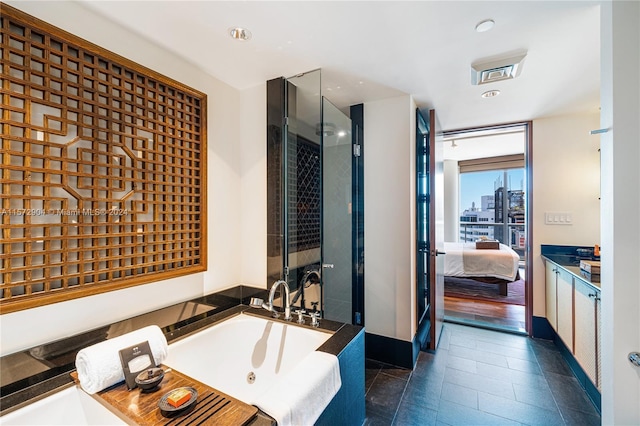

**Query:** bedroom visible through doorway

left=441, top=124, right=530, bottom=334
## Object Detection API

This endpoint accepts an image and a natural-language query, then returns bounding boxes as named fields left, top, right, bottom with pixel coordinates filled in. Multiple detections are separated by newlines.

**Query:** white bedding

left=444, top=242, right=520, bottom=282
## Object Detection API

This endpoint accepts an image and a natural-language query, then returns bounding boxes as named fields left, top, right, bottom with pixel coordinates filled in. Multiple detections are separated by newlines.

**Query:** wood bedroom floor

left=444, top=296, right=526, bottom=333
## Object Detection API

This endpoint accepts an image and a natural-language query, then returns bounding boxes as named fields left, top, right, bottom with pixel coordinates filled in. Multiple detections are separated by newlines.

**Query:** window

left=458, top=163, right=525, bottom=254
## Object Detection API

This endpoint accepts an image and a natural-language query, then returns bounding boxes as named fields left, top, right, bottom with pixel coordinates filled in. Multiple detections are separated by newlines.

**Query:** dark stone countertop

left=542, top=255, right=601, bottom=291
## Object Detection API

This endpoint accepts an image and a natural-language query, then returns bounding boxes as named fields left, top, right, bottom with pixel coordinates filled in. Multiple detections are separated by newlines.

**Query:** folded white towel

left=255, top=351, right=341, bottom=426
left=75, top=325, right=168, bottom=394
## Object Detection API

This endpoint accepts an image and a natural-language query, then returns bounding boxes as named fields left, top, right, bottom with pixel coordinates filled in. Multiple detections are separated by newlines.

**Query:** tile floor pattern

left=365, top=323, right=601, bottom=425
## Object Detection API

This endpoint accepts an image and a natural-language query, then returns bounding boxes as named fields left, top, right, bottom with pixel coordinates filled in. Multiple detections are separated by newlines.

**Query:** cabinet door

left=556, top=268, right=574, bottom=352
left=545, top=262, right=558, bottom=331
left=596, top=296, right=601, bottom=390
left=574, top=280, right=598, bottom=386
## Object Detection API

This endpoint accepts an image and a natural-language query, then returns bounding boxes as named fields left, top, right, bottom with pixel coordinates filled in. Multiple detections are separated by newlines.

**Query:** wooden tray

left=71, top=366, right=258, bottom=426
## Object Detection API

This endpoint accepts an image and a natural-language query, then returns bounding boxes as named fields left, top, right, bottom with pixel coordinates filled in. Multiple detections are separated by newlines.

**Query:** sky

left=459, top=169, right=525, bottom=215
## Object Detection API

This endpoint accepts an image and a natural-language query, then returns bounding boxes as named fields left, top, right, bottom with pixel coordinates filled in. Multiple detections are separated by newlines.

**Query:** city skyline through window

left=459, top=168, right=526, bottom=254
left=459, top=169, right=525, bottom=214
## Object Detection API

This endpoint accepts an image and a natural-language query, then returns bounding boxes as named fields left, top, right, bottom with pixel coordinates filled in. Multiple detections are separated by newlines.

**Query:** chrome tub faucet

left=250, top=280, right=292, bottom=320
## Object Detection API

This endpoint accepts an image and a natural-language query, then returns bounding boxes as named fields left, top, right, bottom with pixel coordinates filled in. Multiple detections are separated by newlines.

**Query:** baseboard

left=532, top=316, right=601, bottom=413
left=532, top=315, right=555, bottom=340
left=365, top=332, right=414, bottom=369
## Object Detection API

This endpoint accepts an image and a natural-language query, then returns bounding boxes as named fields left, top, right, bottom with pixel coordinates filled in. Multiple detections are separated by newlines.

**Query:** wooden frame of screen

left=0, top=4, right=207, bottom=313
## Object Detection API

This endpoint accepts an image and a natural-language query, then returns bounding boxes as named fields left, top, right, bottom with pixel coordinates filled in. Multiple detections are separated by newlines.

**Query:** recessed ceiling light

left=481, top=89, right=501, bottom=98
left=338, top=130, right=347, bottom=137
left=229, top=27, right=252, bottom=41
left=475, top=19, right=495, bottom=33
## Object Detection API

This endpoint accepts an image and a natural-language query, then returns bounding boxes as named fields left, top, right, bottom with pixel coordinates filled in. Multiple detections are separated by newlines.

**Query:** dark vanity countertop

left=541, top=244, right=601, bottom=290
left=0, top=285, right=362, bottom=417
left=542, top=255, right=601, bottom=290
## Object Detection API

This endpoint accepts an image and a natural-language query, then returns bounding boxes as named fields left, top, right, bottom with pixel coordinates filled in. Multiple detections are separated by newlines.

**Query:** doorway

left=440, top=123, right=532, bottom=334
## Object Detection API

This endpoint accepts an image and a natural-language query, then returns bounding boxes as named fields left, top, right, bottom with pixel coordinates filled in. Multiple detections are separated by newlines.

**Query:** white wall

left=239, top=84, right=268, bottom=288
left=443, top=160, right=460, bottom=242
left=531, top=111, right=601, bottom=317
left=1, top=1, right=244, bottom=355
left=364, top=95, right=416, bottom=342
left=600, top=1, right=640, bottom=423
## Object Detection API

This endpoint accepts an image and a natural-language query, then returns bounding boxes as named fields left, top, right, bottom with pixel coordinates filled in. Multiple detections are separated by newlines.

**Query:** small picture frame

left=118, top=340, right=155, bottom=390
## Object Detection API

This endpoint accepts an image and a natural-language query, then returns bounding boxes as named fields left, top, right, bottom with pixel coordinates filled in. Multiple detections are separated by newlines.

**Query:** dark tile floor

left=364, top=323, right=601, bottom=425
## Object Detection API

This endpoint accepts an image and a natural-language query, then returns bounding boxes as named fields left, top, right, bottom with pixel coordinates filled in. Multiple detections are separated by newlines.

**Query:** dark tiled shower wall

left=287, top=136, right=321, bottom=253
left=266, top=123, right=283, bottom=259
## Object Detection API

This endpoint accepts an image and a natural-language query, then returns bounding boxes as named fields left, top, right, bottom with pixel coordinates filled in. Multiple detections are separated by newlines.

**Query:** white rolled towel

left=75, top=325, right=168, bottom=394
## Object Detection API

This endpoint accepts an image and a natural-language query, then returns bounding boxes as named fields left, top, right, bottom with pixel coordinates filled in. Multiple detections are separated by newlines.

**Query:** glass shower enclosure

left=266, top=69, right=354, bottom=324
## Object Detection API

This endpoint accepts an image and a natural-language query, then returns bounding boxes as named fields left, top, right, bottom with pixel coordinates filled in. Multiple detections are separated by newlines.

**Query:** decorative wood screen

left=0, top=5, right=207, bottom=313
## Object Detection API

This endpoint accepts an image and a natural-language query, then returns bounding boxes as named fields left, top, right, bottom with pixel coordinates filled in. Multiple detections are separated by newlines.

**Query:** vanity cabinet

left=545, top=264, right=558, bottom=331
left=556, top=268, right=574, bottom=352
left=574, top=279, right=601, bottom=389
left=544, top=258, right=601, bottom=390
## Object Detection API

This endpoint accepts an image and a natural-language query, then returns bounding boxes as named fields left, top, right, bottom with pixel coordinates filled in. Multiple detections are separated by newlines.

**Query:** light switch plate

left=545, top=212, right=572, bottom=225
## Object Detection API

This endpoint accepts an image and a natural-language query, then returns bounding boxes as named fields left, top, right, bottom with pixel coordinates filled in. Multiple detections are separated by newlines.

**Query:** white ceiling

left=78, top=1, right=601, bottom=131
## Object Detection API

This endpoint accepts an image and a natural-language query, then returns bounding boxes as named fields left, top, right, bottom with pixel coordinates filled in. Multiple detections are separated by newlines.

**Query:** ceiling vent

left=471, top=52, right=527, bottom=85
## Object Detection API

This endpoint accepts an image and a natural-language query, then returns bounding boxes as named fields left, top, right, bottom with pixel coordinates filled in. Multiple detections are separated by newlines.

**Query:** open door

left=428, top=109, right=445, bottom=350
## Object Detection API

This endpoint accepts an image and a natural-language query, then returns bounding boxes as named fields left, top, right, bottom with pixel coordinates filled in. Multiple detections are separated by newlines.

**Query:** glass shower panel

left=284, top=70, right=323, bottom=312
left=321, top=98, right=353, bottom=323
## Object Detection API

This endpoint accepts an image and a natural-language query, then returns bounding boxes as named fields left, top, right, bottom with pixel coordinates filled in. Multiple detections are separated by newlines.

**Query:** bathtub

left=164, top=312, right=333, bottom=403
left=1, top=312, right=346, bottom=426
left=0, top=386, right=125, bottom=425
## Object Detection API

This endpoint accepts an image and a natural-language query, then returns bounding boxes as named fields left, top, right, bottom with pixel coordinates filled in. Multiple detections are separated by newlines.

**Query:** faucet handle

left=295, top=309, right=306, bottom=324
left=310, top=311, right=321, bottom=327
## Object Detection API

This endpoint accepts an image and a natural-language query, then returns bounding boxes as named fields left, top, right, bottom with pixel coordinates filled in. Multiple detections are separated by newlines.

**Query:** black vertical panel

left=266, top=78, right=285, bottom=284
left=416, top=108, right=431, bottom=339
left=350, top=104, right=364, bottom=325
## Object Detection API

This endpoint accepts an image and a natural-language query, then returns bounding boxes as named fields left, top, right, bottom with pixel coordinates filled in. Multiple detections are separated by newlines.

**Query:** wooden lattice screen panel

left=0, top=5, right=207, bottom=313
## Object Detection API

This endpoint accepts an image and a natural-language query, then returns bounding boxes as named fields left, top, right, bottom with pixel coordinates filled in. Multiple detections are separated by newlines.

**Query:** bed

left=444, top=242, right=520, bottom=296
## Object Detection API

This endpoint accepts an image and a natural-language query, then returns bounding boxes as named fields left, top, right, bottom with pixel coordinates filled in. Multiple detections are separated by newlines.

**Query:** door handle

left=430, top=250, right=446, bottom=256
left=629, top=352, right=640, bottom=367
left=322, top=263, right=334, bottom=269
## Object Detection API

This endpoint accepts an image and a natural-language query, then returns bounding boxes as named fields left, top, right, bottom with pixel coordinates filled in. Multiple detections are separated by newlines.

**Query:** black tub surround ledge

left=0, top=285, right=365, bottom=426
